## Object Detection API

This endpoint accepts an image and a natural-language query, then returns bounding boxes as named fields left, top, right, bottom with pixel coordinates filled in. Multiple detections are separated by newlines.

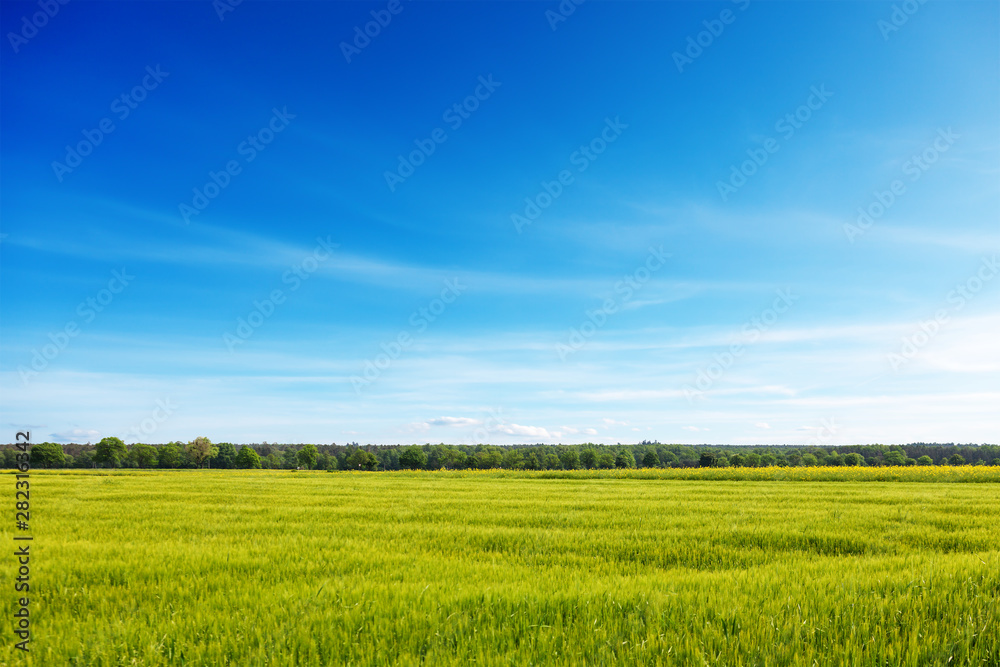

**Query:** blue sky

left=1, top=0, right=997, bottom=446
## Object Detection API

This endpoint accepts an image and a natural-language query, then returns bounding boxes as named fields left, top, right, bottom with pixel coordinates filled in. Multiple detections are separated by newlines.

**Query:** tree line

left=3, top=438, right=999, bottom=471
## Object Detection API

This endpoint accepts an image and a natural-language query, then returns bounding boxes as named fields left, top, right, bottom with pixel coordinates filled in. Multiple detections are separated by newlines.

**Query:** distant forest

left=4, top=438, right=999, bottom=471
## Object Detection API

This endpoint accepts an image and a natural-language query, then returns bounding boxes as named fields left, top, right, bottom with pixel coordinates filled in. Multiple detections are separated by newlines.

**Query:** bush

left=917, top=455, right=933, bottom=466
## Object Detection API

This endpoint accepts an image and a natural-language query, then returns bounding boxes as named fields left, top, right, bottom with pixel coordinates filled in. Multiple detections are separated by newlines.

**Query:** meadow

left=3, top=469, right=998, bottom=666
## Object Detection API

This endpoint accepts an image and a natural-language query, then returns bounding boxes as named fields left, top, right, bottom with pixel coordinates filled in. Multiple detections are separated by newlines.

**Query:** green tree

left=502, top=449, right=525, bottom=470
left=744, top=452, right=761, bottom=467
left=30, top=442, right=66, bottom=468
left=187, top=436, right=216, bottom=468
left=297, top=444, right=319, bottom=469
left=843, top=452, right=863, bottom=466
left=729, top=453, right=745, bottom=467
left=800, top=453, right=818, bottom=466
left=580, top=448, right=598, bottom=469
left=264, top=452, right=283, bottom=469
left=596, top=452, right=615, bottom=469
left=399, top=446, right=428, bottom=470
left=73, top=451, right=96, bottom=468
left=614, top=449, right=636, bottom=469
left=883, top=450, right=906, bottom=466
left=660, top=451, right=679, bottom=467
left=347, top=448, right=378, bottom=470
left=213, top=442, right=237, bottom=469
left=94, top=436, right=127, bottom=468
left=559, top=449, right=580, bottom=470
left=699, top=452, right=715, bottom=468
left=949, top=454, right=966, bottom=466
left=916, top=455, right=933, bottom=466
left=235, top=446, right=262, bottom=469
left=129, top=443, right=158, bottom=468
left=157, top=443, right=181, bottom=468
left=714, top=455, right=730, bottom=468
left=642, top=449, right=659, bottom=468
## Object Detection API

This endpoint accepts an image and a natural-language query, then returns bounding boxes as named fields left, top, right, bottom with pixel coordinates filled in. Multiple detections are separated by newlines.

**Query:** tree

left=596, top=452, right=615, bottom=469
left=883, top=450, right=906, bottom=466
left=235, top=446, right=262, bottom=469
left=157, top=443, right=181, bottom=468
left=660, top=451, right=679, bottom=467
left=399, top=446, right=428, bottom=470
left=559, top=449, right=580, bottom=470
left=843, top=453, right=863, bottom=467
left=743, top=452, right=761, bottom=468
left=30, top=442, right=66, bottom=468
left=580, top=449, right=598, bottom=469
left=714, top=455, right=730, bottom=468
left=728, top=453, right=745, bottom=467
left=347, top=448, right=378, bottom=470
left=187, top=437, right=216, bottom=468
left=503, top=449, right=525, bottom=470
left=94, top=437, right=127, bottom=468
left=916, top=455, right=933, bottom=466
left=642, top=449, right=659, bottom=468
left=949, top=454, right=966, bottom=466
left=129, top=444, right=158, bottom=468
left=800, top=453, right=818, bottom=466
left=213, top=442, right=237, bottom=469
left=614, top=449, right=636, bottom=469
left=73, top=451, right=96, bottom=468
left=297, top=444, right=319, bottom=469
left=699, top=452, right=715, bottom=468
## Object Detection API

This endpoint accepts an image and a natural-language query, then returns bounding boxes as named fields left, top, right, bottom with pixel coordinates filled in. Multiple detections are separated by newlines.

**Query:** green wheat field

left=3, top=469, right=999, bottom=666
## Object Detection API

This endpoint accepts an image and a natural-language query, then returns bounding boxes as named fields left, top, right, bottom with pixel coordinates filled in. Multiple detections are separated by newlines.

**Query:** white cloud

left=496, top=423, right=552, bottom=438
left=51, top=428, right=100, bottom=443
left=427, top=416, right=481, bottom=427
left=755, top=422, right=771, bottom=429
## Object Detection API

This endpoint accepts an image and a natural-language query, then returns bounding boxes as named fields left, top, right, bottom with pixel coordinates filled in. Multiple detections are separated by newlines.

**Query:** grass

left=3, top=469, right=998, bottom=665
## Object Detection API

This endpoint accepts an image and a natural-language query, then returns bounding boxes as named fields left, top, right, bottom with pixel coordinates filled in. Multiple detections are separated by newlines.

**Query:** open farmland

left=4, top=469, right=999, bottom=666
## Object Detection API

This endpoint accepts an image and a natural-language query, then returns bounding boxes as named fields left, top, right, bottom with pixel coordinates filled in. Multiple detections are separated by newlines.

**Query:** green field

left=4, top=470, right=999, bottom=666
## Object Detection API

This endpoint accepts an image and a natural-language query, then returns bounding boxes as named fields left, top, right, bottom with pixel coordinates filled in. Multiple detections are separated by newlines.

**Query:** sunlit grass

left=3, top=470, right=998, bottom=665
